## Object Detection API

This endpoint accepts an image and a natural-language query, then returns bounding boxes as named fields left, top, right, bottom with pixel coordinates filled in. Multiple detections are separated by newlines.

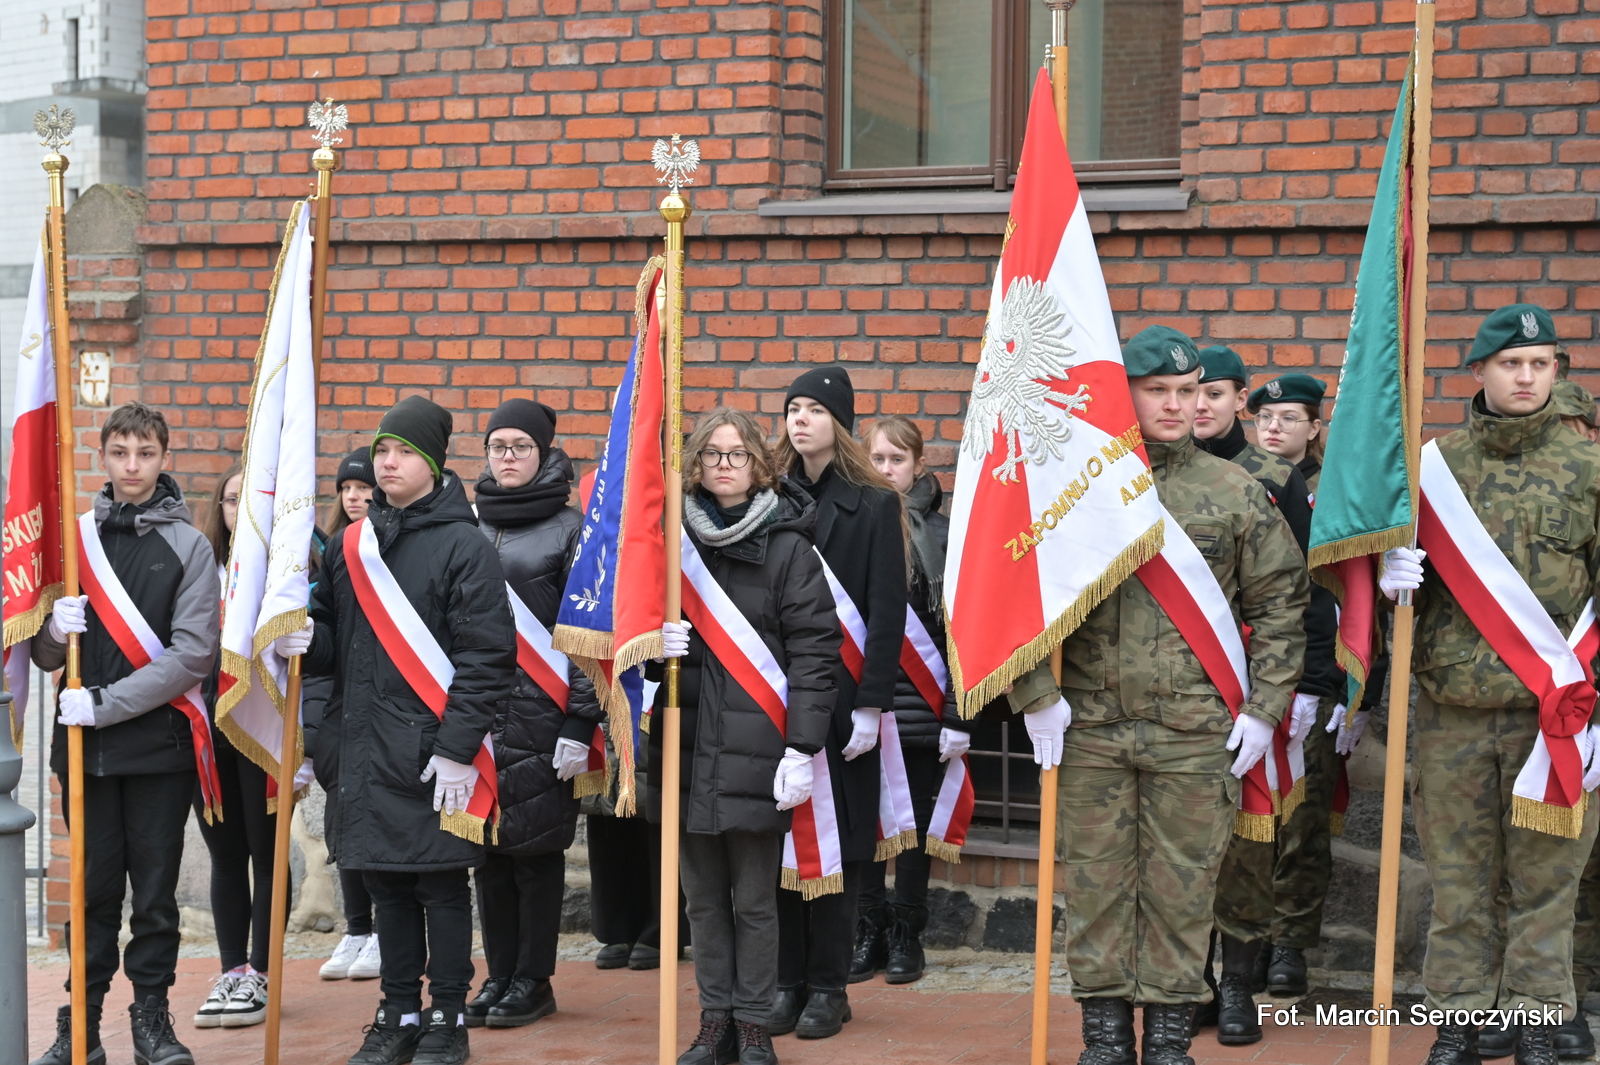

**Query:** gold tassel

left=439, top=809, right=487, bottom=845
left=924, top=836, right=963, bottom=864
left=572, top=769, right=605, bottom=799
left=1511, top=793, right=1587, bottom=840
left=1278, top=776, right=1307, bottom=823
left=1329, top=811, right=1345, bottom=837
left=4, top=586, right=60, bottom=648
left=1306, top=527, right=1414, bottom=574
left=781, top=868, right=844, bottom=900
left=1234, top=810, right=1276, bottom=843
left=551, top=626, right=618, bottom=665
left=873, top=829, right=918, bottom=863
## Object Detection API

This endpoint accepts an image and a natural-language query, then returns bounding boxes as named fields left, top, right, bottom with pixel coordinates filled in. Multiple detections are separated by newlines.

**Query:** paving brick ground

left=28, top=954, right=1439, bottom=1065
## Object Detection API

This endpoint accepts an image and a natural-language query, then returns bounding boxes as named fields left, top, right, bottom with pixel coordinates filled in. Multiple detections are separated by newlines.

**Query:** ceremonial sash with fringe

left=903, top=603, right=975, bottom=862
left=1418, top=440, right=1600, bottom=838
left=78, top=511, right=224, bottom=821
left=1134, top=511, right=1279, bottom=841
left=506, top=582, right=604, bottom=798
left=814, top=552, right=918, bottom=862
left=345, top=517, right=499, bottom=843
left=677, top=530, right=843, bottom=898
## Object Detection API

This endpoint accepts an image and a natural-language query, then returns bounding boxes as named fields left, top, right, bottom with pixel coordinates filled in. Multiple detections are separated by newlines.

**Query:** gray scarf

left=683, top=488, right=780, bottom=548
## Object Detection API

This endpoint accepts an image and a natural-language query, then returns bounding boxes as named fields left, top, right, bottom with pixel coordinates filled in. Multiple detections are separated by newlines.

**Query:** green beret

left=1124, top=325, right=1200, bottom=378
left=1198, top=345, right=1246, bottom=386
left=1467, top=303, right=1558, bottom=365
left=1552, top=379, right=1597, bottom=428
left=1248, top=373, right=1327, bottom=414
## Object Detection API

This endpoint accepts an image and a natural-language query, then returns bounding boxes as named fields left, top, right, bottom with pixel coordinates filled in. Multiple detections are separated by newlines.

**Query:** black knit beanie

left=784, top=367, right=856, bottom=432
left=373, top=395, right=452, bottom=479
left=335, top=449, right=376, bottom=489
left=485, top=398, right=557, bottom=452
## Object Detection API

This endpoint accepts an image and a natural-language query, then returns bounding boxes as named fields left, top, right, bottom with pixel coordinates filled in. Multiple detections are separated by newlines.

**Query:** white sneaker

left=320, top=933, right=368, bottom=980
left=193, top=971, right=241, bottom=1027
left=347, top=934, right=382, bottom=980
left=219, top=970, right=269, bottom=1028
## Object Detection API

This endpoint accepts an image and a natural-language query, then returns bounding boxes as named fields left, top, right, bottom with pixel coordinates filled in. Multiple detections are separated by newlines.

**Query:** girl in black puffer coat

left=464, top=400, right=604, bottom=1031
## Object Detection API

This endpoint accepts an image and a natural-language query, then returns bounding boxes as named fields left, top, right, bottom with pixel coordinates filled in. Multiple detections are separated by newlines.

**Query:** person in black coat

left=769, top=368, right=908, bottom=1040
left=462, top=399, right=604, bottom=1029
left=289, top=396, right=517, bottom=1065
left=652, top=407, right=838, bottom=1065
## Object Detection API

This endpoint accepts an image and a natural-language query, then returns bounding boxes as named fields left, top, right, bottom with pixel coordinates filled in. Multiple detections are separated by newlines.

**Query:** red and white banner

left=507, top=581, right=604, bottom=794
left=945, top=69, right=1166, bottom=717
left=1418, top=439, right=1599, bottom=838
left=79, top=511, right=224, bottom=819
left=345, top=517, right=499, bottom=843
left=904, top=604, right=975, bottom=862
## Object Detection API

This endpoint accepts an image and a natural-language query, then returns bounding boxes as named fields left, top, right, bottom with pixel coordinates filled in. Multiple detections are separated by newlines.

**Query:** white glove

left=49, top=595, right=89, bottom=641
left=1335, top=709, right=1369, bottom=756
left=420, top=753, right=478, bottom=816
left=1226, top=713, right=1275, bottom=778
left=938, top=727, right=971, bottom=763
left=1379, top=547, right=1426, bottom=600
left=660, top=620, right=692, bottom=659
left=774, top=747, right=814, bottom=810
left=57, top=687, right=95, bottom=727
left=273, top=618, right=314, bottom=658
left=554, top=737, right=591, bottom=781
left=1324, top=703, right=1348, bottom=734
left=1024, top=697, right=1071, bottom=770
left=1583, top=725, right=1600, bottom=793
left=1288, top=692, right=1320, bottom=749
left=841, top=707, right=881, bottom=761
left=293, top=759, right=316, bottom=791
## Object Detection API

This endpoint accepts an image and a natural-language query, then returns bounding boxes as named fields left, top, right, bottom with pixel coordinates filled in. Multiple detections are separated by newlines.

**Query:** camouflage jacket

left=1413, top=394, right=1600, bottom=712
left=1196, top=418, right=1313, bottom=555
left=1009, top=434, right=1310, bottom=732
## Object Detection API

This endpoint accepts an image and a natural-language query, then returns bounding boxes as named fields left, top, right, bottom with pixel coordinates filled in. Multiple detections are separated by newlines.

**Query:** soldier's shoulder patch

left=1183, top=519, right=1231, bottom=558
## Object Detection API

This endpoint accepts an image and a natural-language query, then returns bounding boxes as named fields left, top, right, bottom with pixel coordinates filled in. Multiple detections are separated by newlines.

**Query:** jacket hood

left=94, top=473, right=193, bottom=533
left=369, top=470, right=478, bottom=549
left=1469, top=391, right=1563, bottom=458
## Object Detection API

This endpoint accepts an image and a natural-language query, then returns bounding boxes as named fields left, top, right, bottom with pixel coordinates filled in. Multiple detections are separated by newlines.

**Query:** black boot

left=129, top=997, right=194, bottom=1065
left=1515, top=1024, right=1559, bottom=1065
left=1266, top=944, right=1308, bottom=996
left=1481, top=1023, right=1519, bottom=1059
left=1077, top=998, right=1137, bottom=1065
left=884, top=912, right=925, bottom=985
left=794, top=990, right=852, bottom=1039
left=596, top=942, right=632, bottom=969
left=767, top=985, right=804, bottom=1037
left=485, top=976, right=556, bottom=1028
left=413, top=1006, right=469, bottom=1065
left=30, top=1004, right=107, bottom=1065
left=1554, top=1012, right=1596, bottom=1059
left=678, top=1012, right=738, bottom=1065
left=1191, top=930, right=1219, bottom=1033
left=735, top=1020, right=779, bottom=1065
left=1140, top=1003, right=1196, bottom=1065
left=1252, top=940, right=1272, bottom=993
left=1427, top=1024, right=1483, bottom=1065
left=629, top=943, right=662, bottom=971
left=464, top=975, right=511, bottom=1028
left=1215, top=936, right=1262, bottom=1045
left=849, top=913, right=888, bottom=983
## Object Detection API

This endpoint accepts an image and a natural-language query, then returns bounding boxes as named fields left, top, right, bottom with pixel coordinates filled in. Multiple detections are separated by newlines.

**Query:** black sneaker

left=30, top=1004, right=107, bottom=1065
left=349, top=1003, right=422, bottom=1065
left=129, top=997, right=195, bottom=1065
left=413, top=1008, right=469, bottom=1065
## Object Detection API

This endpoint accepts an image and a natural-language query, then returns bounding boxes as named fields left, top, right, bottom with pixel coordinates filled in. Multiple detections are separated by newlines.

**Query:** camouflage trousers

left=1212, top=694, right=1342, bottom=946
left=1571, top=832, right=1600, bottom=989
left=1057, top=719, right=1239, bottom=1004
left=1412, top=693, right=1597, bottom=1014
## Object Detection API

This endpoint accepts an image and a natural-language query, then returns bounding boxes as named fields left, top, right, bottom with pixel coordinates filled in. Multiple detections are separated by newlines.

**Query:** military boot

left=848, top=912, right=888, bottom=983
left=1266, top=944, right=1308, bottom=996
left=30, top=1004, right=106, bottom=1065
left=883, top=905, right=926, bottom=985
left=1425, top=1024, right=1483, bottom=1065
left=1077, top=998, right=1136, bottom=1065
left=1481, top=1022, right=1518, bottom=1059
left=1515, top=1023, right=1559, bottom=1065
left=1140, top=1003, right=1196, bottom=1065
left=1554, top=1012, right=1596, bottom=1059
left=129, top=997, right=195, bottom=1065
left=1215, top=936, right=1262, bottom=1045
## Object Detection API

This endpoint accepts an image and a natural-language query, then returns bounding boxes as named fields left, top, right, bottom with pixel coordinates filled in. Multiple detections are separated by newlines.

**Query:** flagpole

left=38, top=103, right=88, bottom=1065
left=262, top=100, right=343, bottom=1065
left=1370, top=6, right=1432, bottom=1063
left=654, top=134, right=697, bottom=1065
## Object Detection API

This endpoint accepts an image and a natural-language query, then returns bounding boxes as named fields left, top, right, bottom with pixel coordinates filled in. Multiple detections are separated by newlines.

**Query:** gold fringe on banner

left=1511, top=793, right=1587, bottom=840
left=924, top=836, right=963, bottom=864
left=1329, top=811, right=1346, bottom=837
left=438, top=808, right=501, bottom=846
left=572, top=769, right=605, bottom=799
left=873, top=829, right=918, bottom=863
left=1277, top=775, right=1307, bottom=823
left=4, top=587, right=60, bottom=649
left=780, top=868, right=844, bottom=900
left=1234, top=810, right=1276, bottom=843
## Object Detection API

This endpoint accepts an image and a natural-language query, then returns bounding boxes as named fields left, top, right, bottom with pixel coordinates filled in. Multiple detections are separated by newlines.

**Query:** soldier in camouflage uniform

left=1009, top=326, right=1308, bottom=1065
left=1381, top=304, right=1600, bottom=1065
left=1552, top=378, right=1598, bottom=443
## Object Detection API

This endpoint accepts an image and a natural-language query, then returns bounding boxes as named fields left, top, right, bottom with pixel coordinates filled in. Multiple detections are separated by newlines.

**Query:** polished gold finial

left=307, top=99, right=349, bottom=149
left=35, top=105, right=76, bottom=152
left=652, top=133, right=701, bottom=197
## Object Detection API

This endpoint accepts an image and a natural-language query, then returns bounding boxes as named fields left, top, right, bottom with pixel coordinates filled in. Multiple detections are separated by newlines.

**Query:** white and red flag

left=945, top=69, right=1166, bottom=714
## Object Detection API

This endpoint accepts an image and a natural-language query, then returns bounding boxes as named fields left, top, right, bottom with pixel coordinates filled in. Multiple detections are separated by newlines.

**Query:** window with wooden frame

left=825, top=0, right=1183, bottom=191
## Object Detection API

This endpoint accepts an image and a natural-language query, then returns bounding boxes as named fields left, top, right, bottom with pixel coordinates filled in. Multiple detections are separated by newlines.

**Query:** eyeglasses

left=1256, top=413, right=1308, bottom=429
left=698, top=448, right=752, bottom=469
left=486, top=443, right=538, bottom=459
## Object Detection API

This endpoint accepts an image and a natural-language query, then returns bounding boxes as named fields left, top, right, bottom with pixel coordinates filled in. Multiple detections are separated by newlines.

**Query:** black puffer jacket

left=478, top=456, right=604, bottom=856
left=890, top=474, right=966, bottom=748
left=648, top=482, right=839, bottom=836
left=304, top=473, right=516, bottom=872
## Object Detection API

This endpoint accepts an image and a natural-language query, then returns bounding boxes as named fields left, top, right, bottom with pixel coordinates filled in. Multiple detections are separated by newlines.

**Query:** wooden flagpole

left=262, top=100, right=344, bottom=1065
left=1031, top=7, right=1073, bottom=1064
left=1369, top=6, right=1432, bottom=1063
left=39, top=103, right=88, bottom=1065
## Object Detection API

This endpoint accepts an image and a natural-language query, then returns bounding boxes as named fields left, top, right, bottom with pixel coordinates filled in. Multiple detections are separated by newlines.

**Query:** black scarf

left=904, top=473, right=946, bottom=616
left=475, top=448, right=575, bottom=528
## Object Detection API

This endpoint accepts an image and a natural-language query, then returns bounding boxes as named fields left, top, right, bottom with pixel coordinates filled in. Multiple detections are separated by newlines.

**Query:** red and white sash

left=1418, top=440, right=1600, bottom=838
left=78, top=512, right=225, bottom=821
left=814, top=552, right=919, bottom=860
left=506, top=583, right=605, bottom=796
left=904, top=604, right=976, bottom=862
left=344, top=518, right=499, bottom=843
left=677, top=531, right=844, bottom=897
left=1134, top=510, right=1279, bottom=841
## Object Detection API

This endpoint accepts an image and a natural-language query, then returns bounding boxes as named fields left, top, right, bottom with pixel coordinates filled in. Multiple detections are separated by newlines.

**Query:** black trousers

left=363, top=868, right=475, bottom=1012
left=860, top=746, right=942, bottom=928
left=342, top=867, right=375, bottom=936
left=193, top=741, right=277, bottom=972
left=475, top=851, right=564, bottom=980
left=776, top=860, right=863, bottom=993
left=59, top=770, right=193, bottom=1007
left=587, top=814, right=660, bottom=947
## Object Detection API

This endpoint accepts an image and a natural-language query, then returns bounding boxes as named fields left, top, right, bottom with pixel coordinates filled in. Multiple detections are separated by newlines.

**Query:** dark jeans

left=342, top=866, right=374, bottom=936
left=777, top=860, right=863, bottom=993
left=194, top=741, right=277, bottom=972
left=680, top=830, right=784, bottom=1024
left=475, top=851, right=563, bottom=980
left=588, top=814, right=660, bottom=948
left=60, top=770, right=193, bottom=1007
left=860, top=745, right=941, bottom=928
left=363, top=868, right=475, bottom=1013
